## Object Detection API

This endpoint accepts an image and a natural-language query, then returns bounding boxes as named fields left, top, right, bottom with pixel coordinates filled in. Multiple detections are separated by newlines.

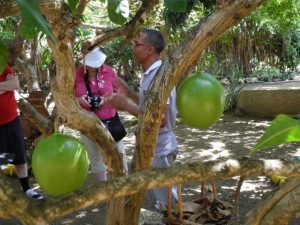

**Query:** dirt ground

left=1, top=113, right=299, bottom=225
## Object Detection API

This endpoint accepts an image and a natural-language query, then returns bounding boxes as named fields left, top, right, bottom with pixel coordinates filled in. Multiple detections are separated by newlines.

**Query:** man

left=103, top=28, right=178, bottom=208
left=0, top=65, right=43, bottom=199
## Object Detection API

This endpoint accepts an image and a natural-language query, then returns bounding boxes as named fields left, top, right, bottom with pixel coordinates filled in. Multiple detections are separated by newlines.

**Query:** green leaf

left=0, top=41, right=8, bottom=73
left=16, top=0, right=56, bottom=42
left=249, top=114, right=300, bottom=156
left=107, top=0, right=129, bottom=25
left=164, top=0, right=188, bottom=13
left=20, top=20, right=39, bottom=39
left=68, top=0, right=80, bottom=15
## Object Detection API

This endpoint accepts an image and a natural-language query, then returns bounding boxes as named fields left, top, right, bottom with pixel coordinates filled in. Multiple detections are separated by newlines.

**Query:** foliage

left=250, top=63, right=282, bottom=81
left=107, top=0, right=130, bottom=25
left=0, top=17, right=18, bottom=44
left=16, top=0, right=55, bottom=41
left=248, top=0, right=300, bottom=71
left=224, top=63, right=244, bottom=111
left=163, top=0, right=201, bottom=29
left=249, top=114, right=300, bottom=156
left=103, top=37, right=140, bottom=89
left=0, top=17, right=17, bottom=72
left=164, top=0, right=188, bottom=13
left=196, top=0, right=300, bottom=85
left=0, top=42, right=8, bottom=72
left=68, top=0, right=80, bottom=15
left=251, top=0, right=300, bottom=32
left=39, top=45, right=52, bottom=70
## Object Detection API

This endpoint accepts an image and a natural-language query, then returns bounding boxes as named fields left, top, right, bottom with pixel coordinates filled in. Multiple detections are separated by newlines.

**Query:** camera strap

left=84, top=66, right=103, bottom=98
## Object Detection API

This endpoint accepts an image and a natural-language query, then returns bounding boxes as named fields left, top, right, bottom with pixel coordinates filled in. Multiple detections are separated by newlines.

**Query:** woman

left=75, top=47, right=127, bottom=181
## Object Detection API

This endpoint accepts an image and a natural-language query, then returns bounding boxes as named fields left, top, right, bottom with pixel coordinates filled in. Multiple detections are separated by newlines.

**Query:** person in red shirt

left=0, top=65, right=42, bottom=199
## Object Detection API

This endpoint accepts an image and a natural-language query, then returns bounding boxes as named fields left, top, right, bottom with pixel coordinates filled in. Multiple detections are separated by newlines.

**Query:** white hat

left=80, top=47, right=106, bottom=68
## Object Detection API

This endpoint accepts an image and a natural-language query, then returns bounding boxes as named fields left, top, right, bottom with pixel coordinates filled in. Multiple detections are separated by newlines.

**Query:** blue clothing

left=140, top=60, right=178, bottom=206
left=139, top=60, right=178, bottom=157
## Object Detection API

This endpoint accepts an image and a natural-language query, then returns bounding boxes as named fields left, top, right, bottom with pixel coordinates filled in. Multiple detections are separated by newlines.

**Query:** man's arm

left=103, top=92, right=169, bottom=128
left=113, top=77, right=139, bottom=105
left=160, top=106, right=168, bottom=127
left=0, top=76, right=20, bottom=94
left=102, top=92, right=140, bottom=117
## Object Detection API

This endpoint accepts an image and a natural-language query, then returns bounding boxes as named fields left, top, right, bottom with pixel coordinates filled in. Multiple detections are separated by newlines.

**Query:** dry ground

left=1, top=113, right=299, bottom=225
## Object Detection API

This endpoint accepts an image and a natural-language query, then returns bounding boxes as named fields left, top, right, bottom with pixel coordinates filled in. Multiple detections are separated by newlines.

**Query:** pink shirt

left=75, top=65, right=117, bottom=120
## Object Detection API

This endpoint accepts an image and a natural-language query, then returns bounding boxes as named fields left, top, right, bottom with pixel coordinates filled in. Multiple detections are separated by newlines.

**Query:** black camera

left=87, top=96, right=101, bottom=110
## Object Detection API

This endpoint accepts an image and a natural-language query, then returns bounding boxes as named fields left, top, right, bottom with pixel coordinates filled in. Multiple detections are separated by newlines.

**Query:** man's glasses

left=131, top=41, right=151, bottom=48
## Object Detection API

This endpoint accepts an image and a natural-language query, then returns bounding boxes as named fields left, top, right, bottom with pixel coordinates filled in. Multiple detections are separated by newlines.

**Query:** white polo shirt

left=139, top=60, right=178, bottom=157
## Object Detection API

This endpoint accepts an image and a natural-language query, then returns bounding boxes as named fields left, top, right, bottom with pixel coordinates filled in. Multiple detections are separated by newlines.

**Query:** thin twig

left=235, top=176, right=246, bottom=222
left=167, top=186, right=175, bottom=223
left=177, top=183, right=183, bottom=222
left=200, top=181, right=205, bottom=200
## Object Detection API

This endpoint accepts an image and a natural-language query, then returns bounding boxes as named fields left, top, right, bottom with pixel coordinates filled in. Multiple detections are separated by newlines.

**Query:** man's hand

left=160, top=106, right=169, bottom=128
left=113, top=77, right=129, bottom=97
left=76, top=95, right=91, bottom=108
left=113, top=77, right=139, bottom=104
left=102, top=92, right=129, bottom=111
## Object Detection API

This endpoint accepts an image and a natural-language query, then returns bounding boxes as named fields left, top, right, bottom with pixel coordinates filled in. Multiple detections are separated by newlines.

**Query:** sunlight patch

left=291, top=147, right=300, bottom=157
left=263, top=159, right=284, bottom=171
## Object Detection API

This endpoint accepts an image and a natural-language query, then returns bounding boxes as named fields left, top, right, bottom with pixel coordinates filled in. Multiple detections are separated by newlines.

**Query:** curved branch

left=29, top=158, right=300, bottom=221
left=76, top=0, right=89, bottom=16
left=0, top=158, right=298, bottom=223
left=0, top=173, right=49, bottom=225
left=0, top=0, right=65, bottom=20
left=82, top=0, right=159, bottom=50
left=18, top=98, right=54, bottom=135
left=245, top=177, right=300, bottom=225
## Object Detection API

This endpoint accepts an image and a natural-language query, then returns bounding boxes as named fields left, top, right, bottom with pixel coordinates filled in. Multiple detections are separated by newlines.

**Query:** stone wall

left=235, top=81, right=300, bottom=117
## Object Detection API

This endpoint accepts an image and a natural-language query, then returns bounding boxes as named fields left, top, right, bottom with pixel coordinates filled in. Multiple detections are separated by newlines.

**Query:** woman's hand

left=76, top=95, right=91, bottom=108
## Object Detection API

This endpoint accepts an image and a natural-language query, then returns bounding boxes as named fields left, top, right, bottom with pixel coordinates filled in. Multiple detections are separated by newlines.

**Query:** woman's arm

left=0, top=76, right=20, bottom=94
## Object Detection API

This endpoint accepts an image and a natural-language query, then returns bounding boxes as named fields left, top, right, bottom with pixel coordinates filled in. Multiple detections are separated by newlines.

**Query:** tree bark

left=0, top=0, right=65, bottom=21
left=16, top=59, right=41, bottom=92
left=18, top=98, right=53, bottom=135
left=45, top=4, right=128, bottom=225
left=0, top=173, right=49, bottom=225
left=245, top=177, right=300, bottom=225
